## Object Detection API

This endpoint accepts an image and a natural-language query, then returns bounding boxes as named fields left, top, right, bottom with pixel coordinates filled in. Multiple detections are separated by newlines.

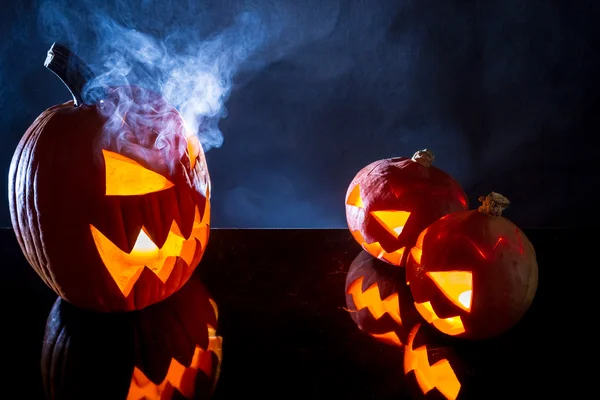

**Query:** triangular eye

left=103, top=149, right=175, bottom=196
left=346, top=185, right=364, bottom=208
left=426, top=271, right=472, bottom=312
left=370, top=210, right=411, bottom=238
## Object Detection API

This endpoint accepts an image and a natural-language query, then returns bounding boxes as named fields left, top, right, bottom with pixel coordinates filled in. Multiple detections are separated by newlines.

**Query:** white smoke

left=38, top=0, right=267, bottom=153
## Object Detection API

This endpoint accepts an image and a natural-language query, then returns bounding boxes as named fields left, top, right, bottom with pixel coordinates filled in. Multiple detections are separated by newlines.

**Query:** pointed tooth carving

left=177, top=187, right=195, bottom=240
left=180, top=238, right=197, bottom=267
left=192, top=190, right=208, bottom=223
left=156, top=256, right=177, bottom=283
left=120, top=198, right=145, bottom=253
left=164, top=189, right=182, bottom=238
left=140, top=196, right=169, bottom=249
left=91, top=198, right=129, bottom=252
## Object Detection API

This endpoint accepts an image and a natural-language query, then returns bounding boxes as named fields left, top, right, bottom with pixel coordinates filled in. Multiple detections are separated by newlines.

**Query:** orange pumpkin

left=345, top=149, right=468, bottom=266
left=8, top=44, right=210, bottom=312
left=41, top=276, right=222, bottom=400
left=406, top=192, right=538, bottom=340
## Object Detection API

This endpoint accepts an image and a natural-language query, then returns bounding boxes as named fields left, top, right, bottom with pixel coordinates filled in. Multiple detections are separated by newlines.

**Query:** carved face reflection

left=90, top=146, right=210, bottom=298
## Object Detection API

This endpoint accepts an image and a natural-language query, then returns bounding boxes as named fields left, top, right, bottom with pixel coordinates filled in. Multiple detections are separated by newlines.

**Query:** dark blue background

left=1, top=0, right=597, bottom=228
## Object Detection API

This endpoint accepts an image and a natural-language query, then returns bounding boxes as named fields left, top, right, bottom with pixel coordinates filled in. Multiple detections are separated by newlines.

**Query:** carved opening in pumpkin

left=186, top=135, right=201, bottom=169
left=427, top=271, right=472, bottom=312
left=404, top=324, right=461, bottom=400
left=414, top=302, right=465, bottom=336
left=103, top=149, right=174, bottom=195
left=350, top=230, right=405, bottom=265
left=127, top=328, right=223, bottom=399
left=346, top=185, right=364, bottom=208
left=90, top=204, right=209, bottom=297
left=410, top=227, right=427, bottom=264
left=370, top=210, right=411, bottom=238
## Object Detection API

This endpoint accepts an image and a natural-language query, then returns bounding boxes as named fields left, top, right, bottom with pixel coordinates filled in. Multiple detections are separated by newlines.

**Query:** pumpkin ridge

left=26, top=119, right=58, bottom=291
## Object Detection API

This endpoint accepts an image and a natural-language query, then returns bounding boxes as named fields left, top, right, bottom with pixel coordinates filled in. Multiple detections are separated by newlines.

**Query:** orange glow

left=347, top=276, right=402, bottom=325
left=346, top=185, right=364, bottom=208
left=404, top=324, right=461, bottom=400
left=370, top=331, right=403, bottom=346
left=426, top=271, right=472, bottom=312
left=410, top=228, right=427, bottom=265
left=466, top=237, right=487, bottom=260
left=127, top=334, right=223, bottom=400
left=415, top=302, right=465, bottom=336
left=351, top=230, right=405, bottom=265
left=103, top=149, right=174, bottom=196
left=90, top=202, right=210, bottom=297
left=187, top=135, right=201, bottom=170
left=493, top=230, right=525, bottom=255
left=370, top=210, right=411, bottom=238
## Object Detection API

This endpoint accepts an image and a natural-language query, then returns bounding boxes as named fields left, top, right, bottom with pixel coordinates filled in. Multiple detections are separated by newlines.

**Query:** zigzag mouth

left=90, top=203, right=209, bottom=297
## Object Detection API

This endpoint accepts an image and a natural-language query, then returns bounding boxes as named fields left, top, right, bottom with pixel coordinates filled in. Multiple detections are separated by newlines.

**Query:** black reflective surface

left=0, top=227, right=580, bottom=399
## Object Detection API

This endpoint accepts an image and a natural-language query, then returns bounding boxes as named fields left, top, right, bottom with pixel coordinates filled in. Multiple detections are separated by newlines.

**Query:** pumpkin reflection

left=41, top=276, right=222, bottom=400
left=404, top=323, right=476, bottom=400
left=344, top=250, right=422, bottom=347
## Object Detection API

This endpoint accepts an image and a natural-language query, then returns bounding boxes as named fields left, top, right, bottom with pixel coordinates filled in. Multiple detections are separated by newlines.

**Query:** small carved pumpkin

left=406, top=192, right=538, bottom=340
left=404, top=323, right=473, bottom=400
left=344, top=250, right=422, bottom=346
left=8, top=44, right=210, bottom=311
left=41, top=276, right=222, bottom=400
left=345, top=149, right=468, bottom=266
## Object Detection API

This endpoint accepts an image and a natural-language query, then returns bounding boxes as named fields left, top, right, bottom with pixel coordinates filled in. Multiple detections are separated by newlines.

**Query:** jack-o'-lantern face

left=345, top=153, right=468, bottom=267
left=90, top=144, right=210, bottom=298
left=344, top=250, right=421, bottom=346
left=78, top=87, right=212, bottom=311
left=406, top=209, right=537, bottom=340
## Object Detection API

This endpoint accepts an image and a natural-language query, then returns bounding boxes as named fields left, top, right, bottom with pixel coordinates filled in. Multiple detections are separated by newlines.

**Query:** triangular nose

left=427, top=271, right=472, bottom=312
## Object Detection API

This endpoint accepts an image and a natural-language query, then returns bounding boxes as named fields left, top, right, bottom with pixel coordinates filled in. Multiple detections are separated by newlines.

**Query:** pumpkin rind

left=345, top=150, right=468, bottom=267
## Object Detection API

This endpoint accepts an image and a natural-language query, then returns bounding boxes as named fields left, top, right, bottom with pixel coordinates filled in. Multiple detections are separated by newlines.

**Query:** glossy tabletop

left=0, top=227, right=578, bottom=399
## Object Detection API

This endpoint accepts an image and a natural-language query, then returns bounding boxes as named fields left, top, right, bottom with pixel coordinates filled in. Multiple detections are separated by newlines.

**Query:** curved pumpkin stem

left=44, top=42, right=97, bottom=107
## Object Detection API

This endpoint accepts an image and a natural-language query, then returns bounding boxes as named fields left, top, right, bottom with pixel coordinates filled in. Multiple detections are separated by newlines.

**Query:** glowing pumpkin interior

left=90, top=149, right=209, bottom=297
left=346, top=184, right=411, bottom=265
left=404, top=324, right=461, bottom=400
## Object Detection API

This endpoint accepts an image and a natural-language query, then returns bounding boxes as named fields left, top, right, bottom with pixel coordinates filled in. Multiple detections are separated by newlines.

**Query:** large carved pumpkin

left=41, top=276, right=222, bottom=400
left=8, top=43, right=210, bottom=312
left=345, top=149, right=468, bottom=267
left=344, top=250, right=421, bottom=347
left=406, top=192, right=538, bottom=340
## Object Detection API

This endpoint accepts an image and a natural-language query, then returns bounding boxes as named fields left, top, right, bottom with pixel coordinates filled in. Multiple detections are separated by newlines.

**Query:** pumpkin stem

left=411, top=149, right=434, bottom=167
left=477, top=192, right=510, bottom=217
left=44, top=42, right=97, bottom=107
